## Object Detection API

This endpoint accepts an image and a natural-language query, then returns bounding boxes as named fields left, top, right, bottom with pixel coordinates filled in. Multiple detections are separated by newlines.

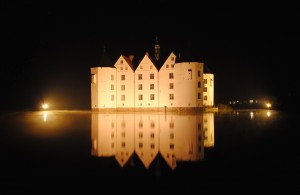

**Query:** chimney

left=129, top=55, right=134, bottom=61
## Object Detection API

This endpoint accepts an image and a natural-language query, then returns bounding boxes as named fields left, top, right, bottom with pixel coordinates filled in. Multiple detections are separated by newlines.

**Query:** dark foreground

left=0, top=110, right=299, bottom=193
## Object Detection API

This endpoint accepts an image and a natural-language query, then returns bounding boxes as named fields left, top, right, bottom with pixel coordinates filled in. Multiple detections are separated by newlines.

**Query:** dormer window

left=121, top=60, right=123, bottom=64
left=171, top=57, right=174, bottom=61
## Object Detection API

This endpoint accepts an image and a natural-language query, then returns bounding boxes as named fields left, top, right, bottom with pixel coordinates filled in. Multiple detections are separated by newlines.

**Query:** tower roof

left=98, top=45, right=114, bottom=67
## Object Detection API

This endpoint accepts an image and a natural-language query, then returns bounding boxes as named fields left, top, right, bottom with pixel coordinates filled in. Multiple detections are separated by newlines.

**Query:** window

left=140, top=66, right=143, bottom=69
left=171, top=57, right=174, bottom=61
left=198, top=81, right=201, bottom=88
left=150, top=143, right=155, bottom=149
left=121, top=85, right=125, bottom=91
left=111, top=132, right=114, bottom=138
left=198, top=93, right=201, bottom=99
left=150, top=84, right=154, bottom=90
left=139, top=142, right=143, bottom=149
left=150, top=133, right=155, bottom=138
left=111, top=95, right=114, bottom=101
left=121, top=142, right=125, bottom=148
left=170, top=133, right=174, bottom=139
left=170, top=143, right=174, bottom=150
left=121, top=132, right=125, bottom=137
left=150, top=94, right=155, bottom=100
left=169, top=73, right=174, bottom=79
left=198, top=70, right=201, bottom=77
left=150, top=65, right=153, bottom=69
left=138, top=74, right=142, bottom=80
left=166, top=64, right=169, bottom=68
left=121, top=67, right=123, bottom=70
left=169, top=83, right=174, bottom=89
left=121, top=95, right=125, bottom=101
left=210, top=79, right=213, bottom=87
left=120, top=60, right=123, bottom=64
left=150, top=122, right=155, bottom=128
left=121, top=75, right=125, bottom=80
left=170, top=122, right=174, bottom=128
left=150, top=73, right=154, bottom=79
left=204, top=87, right=207, bottom=92
left=139, top=95, right=143, bottom=100
left=169, top=94, right=174, bottom=100
left=138, top=84, right=142, bottom=90
left=204, top=96, right=207, bottom=100
left=139, top=122, right=143, bottom=128
left=188, top=69, right=192, bottom=80
left=91, top=74, right=96, bottom=83
left=139, top=132, right=143, bottom=138
left=204, top=79, right=207, bottom=84
left=125, top=67, right=128, bottom=70
left=111, top=84, right=114, bottom=90
left=171, top=64, right=174, bottom=68
left=111, top=74, right=114, bottom=81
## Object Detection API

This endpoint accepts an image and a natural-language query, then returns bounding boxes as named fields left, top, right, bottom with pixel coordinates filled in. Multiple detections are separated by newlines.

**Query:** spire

left=99, top=44, right=113, bottom=67
left=154, top=36, right=160, bottom=61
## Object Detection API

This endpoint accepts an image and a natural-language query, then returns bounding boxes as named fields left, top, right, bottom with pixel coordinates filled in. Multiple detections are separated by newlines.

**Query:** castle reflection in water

left=91, top=112, right=214, bottom=170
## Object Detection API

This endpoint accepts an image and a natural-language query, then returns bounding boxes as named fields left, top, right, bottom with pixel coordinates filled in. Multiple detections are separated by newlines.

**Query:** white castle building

left=90, top=39, right=214, bottom=111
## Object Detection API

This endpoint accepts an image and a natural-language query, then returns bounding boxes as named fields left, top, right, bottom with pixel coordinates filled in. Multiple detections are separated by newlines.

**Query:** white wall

left=203, top=73, right=214, bottom=106
left=172, top=62, right=204, bottom=107
left=158, top=52, right=176, bottom=108
left=115, top=55, right=135, bottom=108
left=134, top=54, right=159, bottom=108
left=91, top=53, right=214, bottom=110
left=91, top=67, right=116, bottom=109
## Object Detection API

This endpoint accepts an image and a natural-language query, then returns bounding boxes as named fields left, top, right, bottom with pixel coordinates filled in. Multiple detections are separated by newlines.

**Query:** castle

left=90, top=38, right=214, bottom=111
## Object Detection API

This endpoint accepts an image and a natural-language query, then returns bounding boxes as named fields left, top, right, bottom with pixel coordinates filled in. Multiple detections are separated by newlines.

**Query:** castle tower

left=154, top=36, right=160, bottom=61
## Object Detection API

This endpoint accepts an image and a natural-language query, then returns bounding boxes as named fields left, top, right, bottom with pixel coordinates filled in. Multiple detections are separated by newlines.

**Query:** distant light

left=267, top=111, right=271, bottom=117
left=266, top=103, right=272, bottom=108
left=42, top=103, right=49, bottom=109
left=249, top=100, right=253, bottom=104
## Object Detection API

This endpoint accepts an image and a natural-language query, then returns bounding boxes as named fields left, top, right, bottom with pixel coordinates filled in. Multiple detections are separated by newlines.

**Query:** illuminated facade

left=90, top=44, right=214, bottom=111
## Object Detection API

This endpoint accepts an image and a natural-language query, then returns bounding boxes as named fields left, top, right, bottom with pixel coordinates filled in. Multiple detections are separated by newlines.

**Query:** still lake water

left=0, top=109, right=299, bottom=193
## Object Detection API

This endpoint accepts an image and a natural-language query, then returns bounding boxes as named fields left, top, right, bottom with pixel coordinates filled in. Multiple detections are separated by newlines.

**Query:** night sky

left=2, top=1, right=299, bottom=111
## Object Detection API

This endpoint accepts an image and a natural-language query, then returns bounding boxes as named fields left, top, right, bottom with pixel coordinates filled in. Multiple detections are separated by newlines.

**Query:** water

left=0, top=110, right=299, bottom=193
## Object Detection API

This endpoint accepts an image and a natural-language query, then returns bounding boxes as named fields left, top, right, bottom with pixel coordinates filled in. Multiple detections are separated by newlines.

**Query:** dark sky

left=1, top=1, right=299, bottom=110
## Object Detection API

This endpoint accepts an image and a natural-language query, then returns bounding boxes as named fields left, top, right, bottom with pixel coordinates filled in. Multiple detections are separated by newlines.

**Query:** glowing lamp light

left=42, top=103, right=49, bottom=109
left=266, top=103, right=272, bottom=108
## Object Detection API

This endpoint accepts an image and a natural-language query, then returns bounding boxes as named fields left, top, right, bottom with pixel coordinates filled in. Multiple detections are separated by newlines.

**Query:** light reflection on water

left=1, top=109, right=299, bottom=192
left=91, top=112, right=215, bottom=170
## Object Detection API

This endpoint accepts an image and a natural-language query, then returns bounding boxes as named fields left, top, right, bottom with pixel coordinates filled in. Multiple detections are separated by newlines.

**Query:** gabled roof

left=122, top=55, right=134, bottom=71
left=146, top=52, right=158, bottom=67
left=134, top=52, right=159, bottom=71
